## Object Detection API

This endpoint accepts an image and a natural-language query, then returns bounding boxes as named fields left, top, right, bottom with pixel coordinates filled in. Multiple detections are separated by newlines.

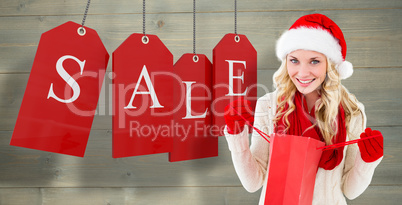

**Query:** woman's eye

left=290, top=59, right=299, bottom=64
left=311, top=60, right=320, bottom=65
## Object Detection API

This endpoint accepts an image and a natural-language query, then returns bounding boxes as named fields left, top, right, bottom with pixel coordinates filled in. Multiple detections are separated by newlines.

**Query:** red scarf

left=275, top=91, right=346, bottom=170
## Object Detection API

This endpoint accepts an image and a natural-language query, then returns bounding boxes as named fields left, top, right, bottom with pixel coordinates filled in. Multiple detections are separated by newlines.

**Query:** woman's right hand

left=224, top=97, right=254, bottom=134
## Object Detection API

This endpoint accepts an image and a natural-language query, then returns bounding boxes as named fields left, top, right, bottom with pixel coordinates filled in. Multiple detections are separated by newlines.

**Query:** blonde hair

left=273, top=57, right=361, bottom=145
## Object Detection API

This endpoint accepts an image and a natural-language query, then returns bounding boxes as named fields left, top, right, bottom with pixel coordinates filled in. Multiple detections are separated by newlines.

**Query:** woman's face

left=287, top=50, right=327, bottom=95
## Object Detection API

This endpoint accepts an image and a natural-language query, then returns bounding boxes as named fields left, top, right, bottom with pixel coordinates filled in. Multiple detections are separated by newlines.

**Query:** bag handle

left=316, top=134, right=382, bottom=150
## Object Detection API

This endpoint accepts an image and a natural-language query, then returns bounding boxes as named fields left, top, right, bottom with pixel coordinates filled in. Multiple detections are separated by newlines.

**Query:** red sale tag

left=169, top=54, right=218, bottom=162
left=212, top=33, right=257, bottom=136
left=10, top=21, right=109, bottom=157
left=113, top=34, right=174, bottom=158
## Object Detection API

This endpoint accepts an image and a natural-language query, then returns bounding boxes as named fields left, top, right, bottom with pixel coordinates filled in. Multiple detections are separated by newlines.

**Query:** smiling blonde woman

left=224, top=14, right=384, bottom=205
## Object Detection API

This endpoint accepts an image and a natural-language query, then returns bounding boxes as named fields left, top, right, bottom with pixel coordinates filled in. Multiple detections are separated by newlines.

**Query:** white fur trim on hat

left=276, top=27, right=354, bottom=79
left=337, top=60, right=353, bottom=79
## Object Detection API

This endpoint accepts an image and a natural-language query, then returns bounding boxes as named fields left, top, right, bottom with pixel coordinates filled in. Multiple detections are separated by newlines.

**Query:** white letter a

left=124, top=65, right=163, bottom=109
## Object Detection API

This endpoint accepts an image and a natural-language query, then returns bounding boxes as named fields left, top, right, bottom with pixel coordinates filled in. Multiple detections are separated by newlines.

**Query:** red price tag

left=113, top=34, right=174, bottom=158
left=10, top=21, right=109, bottom=157
left=212, top=33, right=257, bottom=136
left=169, top=53, right=217, bottom=162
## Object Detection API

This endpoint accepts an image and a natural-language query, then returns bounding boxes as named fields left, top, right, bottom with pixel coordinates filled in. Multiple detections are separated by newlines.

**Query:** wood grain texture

left=0, top=9, right=401, bottom=73
left=0, top=187, right=260, bottom=205
left=0, top=0, right=401, bottom=16
left=0, top=185, right=400, bottom=205
left=1, top=1, right=401, bottom=204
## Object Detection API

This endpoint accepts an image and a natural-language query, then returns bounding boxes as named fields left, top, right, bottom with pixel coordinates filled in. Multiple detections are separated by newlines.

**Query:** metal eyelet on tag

left=77, top=27, right=86, bottom=36
left=142, top=35, right=149, bottom=44
left=193, top=55, right=199, bottom=63
left=234, top=35, right=240, bottom=42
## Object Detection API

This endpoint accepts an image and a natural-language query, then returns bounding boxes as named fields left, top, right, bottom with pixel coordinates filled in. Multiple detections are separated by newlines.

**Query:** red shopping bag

left=264, top=134, right=325, bottom=205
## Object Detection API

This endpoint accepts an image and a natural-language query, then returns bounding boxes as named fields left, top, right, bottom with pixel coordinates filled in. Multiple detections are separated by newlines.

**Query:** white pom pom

left=337, top=61, right=353, bottom=80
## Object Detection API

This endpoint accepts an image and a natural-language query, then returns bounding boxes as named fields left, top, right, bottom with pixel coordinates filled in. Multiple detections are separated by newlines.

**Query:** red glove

left=358, top=128, right=384, bottom=162
left=224, top=97, right=254, bottom=134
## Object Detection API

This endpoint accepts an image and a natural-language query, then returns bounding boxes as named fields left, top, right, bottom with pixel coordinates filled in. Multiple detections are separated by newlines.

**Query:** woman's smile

left=296, top=78, right=316, bottom=86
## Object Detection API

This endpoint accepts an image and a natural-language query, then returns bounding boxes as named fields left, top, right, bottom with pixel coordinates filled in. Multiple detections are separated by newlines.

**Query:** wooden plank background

left=0, top=0, right=401, bottom=204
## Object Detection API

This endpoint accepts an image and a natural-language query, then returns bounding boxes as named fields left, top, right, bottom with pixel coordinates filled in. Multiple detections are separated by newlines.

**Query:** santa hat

left=276, top=14, right=353, bottom=79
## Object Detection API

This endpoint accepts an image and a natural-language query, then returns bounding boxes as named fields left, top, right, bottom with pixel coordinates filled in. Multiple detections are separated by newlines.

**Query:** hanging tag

left=169, top=53, right=217, bottom=162
left=10, top=21, right=109, bottom=157
left=113, top=34, right=174, bottom=158
left=212, top=33, right=257, bottom=136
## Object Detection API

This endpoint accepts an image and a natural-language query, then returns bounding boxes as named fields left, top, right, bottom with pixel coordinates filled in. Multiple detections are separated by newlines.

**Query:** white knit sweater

left=224, top=91, right=382, bottom=205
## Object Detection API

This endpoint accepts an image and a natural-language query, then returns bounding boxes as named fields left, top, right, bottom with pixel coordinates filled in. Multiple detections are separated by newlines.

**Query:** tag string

left=193, top=0, right=196, bottom=55
left=234, top=0, right=237, bottom=35
left=143, top=0, right=146, bottom=36
left=233, top=0, right=239, bottom=42
left=81, top=0, right=91, bottom=28
left=229, top=105, right=270, bottom=143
